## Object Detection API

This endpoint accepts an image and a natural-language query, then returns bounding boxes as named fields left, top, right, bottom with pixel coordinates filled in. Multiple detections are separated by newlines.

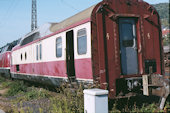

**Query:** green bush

left=49, top=84, right=84, bottom=113
left=0, top=76, right=6, bottom=82
left=6, top=81, right=27, bottom=96
left=25, top=87, right=50, bottom=101
left=0, top=81, right=12, bottom=89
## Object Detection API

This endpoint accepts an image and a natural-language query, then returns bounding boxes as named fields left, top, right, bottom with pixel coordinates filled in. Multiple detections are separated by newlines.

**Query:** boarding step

left=68, top=76, right=76, bottom=82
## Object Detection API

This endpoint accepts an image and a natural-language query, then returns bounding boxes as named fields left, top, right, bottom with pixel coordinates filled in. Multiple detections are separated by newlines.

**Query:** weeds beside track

left=0, top=76, right=169, bottom=113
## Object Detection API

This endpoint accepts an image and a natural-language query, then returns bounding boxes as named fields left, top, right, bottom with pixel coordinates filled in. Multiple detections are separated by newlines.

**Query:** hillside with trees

left=153, top=3, right=169, bottom=28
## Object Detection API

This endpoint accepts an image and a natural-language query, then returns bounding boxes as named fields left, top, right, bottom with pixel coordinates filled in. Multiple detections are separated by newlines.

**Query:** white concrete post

left=0, top=109, right=5, bottom=113
left=83, top=88, right=109, bottom=113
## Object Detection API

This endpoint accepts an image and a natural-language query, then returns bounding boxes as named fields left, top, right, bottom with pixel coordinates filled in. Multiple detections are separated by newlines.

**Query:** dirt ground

left=0, top=89, right=8, bottom=96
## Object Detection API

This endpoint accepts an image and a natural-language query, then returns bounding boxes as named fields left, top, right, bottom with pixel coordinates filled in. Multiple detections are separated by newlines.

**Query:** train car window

left=0, top=48, right=3, bottom=53
left=1, top=48, right=4, bottom=53
left=56, top=37, right=62, bottom=57
left=40, top=44, right=42, bottom=60
left=16, top=65, right=20, bottom=72
left=21, top=32, right=39, bottom=46
left=7, top=45, right=13, bottom=51
left=21, top=54, right=23, bottom=61
left=36, top=45, right=39, bottom=60
left=77, top=28, right=87, bottom=55
left=122, top=23, right=134, bottom=47
left=1, top=46, right=8, bottom=53
left=7, top=40, right=19, bottom=51
left=25, top=52, right=27, bottom=60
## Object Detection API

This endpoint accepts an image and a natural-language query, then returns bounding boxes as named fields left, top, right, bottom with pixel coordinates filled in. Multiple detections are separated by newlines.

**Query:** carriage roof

left=50, top=5, right=96, bottom=32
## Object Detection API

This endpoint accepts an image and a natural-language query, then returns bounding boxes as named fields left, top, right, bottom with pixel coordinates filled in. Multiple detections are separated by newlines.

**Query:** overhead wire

left=0, top=0, right=20, bottom=28
left=0, top=0, right=20, bottom=27
left=0, top=0, right=15, bottom=27
left=0, top=0, right=20, bottom=47
left=0, top=0, right=16, bottom=46
left=60, top=0, right=79, bottom=11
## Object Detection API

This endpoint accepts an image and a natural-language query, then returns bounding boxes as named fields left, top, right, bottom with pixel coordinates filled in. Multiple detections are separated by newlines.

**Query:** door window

left=119, top=18, right=138, bottom=75
left=122, top=23, right=134, bottom=47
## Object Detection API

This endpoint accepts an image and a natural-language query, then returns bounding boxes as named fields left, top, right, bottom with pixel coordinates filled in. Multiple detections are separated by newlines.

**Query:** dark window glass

left=1, top=46, right=8, bottom=53
left=40, top=44, right=42, bottom=60
left=56, top=37, right=62, bottom=57
left=77, top=28, right=87, bottom=55
left=36, top=45, right=39, bottom=60
left=7, top=45, right=13, bottom=51
left=16, top=65, right=20, bottom=72
left=25, top=52, right=27, bottom=60
left=122, top=23, right=133, bottom=40
left=121, top=23, right=134, bottom=47
left=21, top=32, right=40, bottom=46
left=21, top=54, right=23, bottom=61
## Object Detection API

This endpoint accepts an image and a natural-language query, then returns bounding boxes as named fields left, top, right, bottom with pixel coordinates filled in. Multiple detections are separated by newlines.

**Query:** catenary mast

left=31, top=0, right=37, bottom=31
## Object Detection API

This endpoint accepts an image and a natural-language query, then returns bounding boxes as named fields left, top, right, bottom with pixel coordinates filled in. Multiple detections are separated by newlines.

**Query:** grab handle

left=132, top=38, right=136, bottom=49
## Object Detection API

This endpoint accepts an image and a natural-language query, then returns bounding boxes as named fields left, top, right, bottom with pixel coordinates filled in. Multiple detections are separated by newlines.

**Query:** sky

left=0, top=0, right=169, bottom=47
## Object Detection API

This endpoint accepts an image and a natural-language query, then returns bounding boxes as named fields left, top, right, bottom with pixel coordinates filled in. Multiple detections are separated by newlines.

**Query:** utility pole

left=31, top=0, right=37, bottom=31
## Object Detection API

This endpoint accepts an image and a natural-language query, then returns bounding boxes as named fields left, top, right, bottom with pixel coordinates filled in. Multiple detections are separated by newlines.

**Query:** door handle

left=132, top=38, right=136, bottom=49
left=68, top=56, right=70, bottom=60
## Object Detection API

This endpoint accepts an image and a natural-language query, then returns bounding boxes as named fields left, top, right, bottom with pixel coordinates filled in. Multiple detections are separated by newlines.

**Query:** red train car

left=10, top=0, right=166, bottom=99
left=0, top=40, right=19, bottom=77
left=0, top=46, right=11, bottom=76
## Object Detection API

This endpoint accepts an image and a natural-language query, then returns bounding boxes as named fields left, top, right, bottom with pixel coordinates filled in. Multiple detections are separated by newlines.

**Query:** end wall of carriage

left=91, top=0, right=163, bottom=97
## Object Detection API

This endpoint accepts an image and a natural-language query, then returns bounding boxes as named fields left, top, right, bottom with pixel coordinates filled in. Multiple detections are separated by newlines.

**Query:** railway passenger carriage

left=0, top=40, right=19, bottom=77
left=11, top=21, right=93, bottom=84
left=9, top=0, right=166, bottom=98
left=0, top=46, right=11, bottom=75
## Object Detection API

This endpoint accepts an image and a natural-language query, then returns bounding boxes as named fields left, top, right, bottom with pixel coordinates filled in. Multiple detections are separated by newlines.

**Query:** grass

left=25, top=87, right=50, bottom=100
left=0, top=81, right=12, bottom=90
left=0, top=76, right=169, bottom=113
left=5, top=81, right=27, bottom=97
left=0, top=76, right=5, bottom=82
left=49, top=84, right=84, bottom=113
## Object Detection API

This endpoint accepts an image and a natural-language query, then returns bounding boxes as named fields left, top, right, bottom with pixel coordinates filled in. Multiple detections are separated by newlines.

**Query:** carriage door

left=66, top=30, right=76, bottom=79
left=119, top=18, right=138, bottom=75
